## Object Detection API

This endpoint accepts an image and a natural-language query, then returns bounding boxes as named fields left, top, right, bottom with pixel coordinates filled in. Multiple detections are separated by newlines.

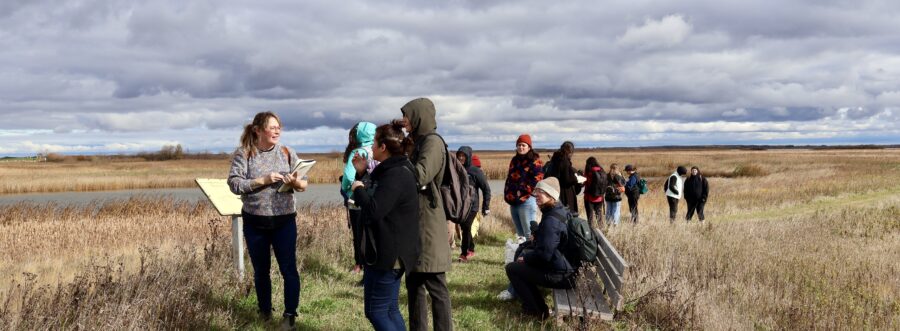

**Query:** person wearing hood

left=503, top=134, right=544, bottom=243
left=547, top=141, right=579, bottom=214
left=684, top=166, right=709, bottom=222
left=341, top=122, right=378, bottom=277
left=455, top=146, right=491, bottom=262
left=623, top=164, right=642, bottom=224
left=504, top=177, right=576, bottom=320
left=665, top=166, right=688, bottom=223
left=399, top=98, right=453, bottom=331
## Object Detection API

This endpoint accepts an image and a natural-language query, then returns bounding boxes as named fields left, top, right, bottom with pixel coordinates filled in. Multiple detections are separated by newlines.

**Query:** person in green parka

left=400, top=98, right=453, bottom=331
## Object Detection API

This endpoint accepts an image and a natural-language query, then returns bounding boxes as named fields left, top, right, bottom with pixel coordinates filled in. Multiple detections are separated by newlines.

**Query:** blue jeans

left=243, top=218, right=301, bottom=317
left=605, top=201, right=621, bottom=225
left=509, top=197, right=537, bottom=237
left=364, top=266, right=406, bottom=331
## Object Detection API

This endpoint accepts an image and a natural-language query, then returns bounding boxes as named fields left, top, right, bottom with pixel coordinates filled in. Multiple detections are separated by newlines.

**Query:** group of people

left=227, top=98, right=711, bottom=330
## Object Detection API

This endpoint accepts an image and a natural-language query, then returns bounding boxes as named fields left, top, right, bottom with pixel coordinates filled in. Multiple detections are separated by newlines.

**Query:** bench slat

left=595, top=246, right=624, bottom=291
left=552, top=270, right=615, bottom=321
left=595, top=229, right=629, bottom=277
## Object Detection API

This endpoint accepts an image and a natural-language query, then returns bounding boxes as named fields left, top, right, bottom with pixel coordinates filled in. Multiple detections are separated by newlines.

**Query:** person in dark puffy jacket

left=456, top=146, right=491, bottom=262
left=623, top=164, right=641, bottom=224
left=684, top=166, right=709, bottom=222
left=504, top=177, right=576, bottom=320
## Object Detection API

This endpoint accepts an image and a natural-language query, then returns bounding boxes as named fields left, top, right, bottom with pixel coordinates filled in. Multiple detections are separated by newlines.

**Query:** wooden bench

left=552, top=229, right=629, bottom=321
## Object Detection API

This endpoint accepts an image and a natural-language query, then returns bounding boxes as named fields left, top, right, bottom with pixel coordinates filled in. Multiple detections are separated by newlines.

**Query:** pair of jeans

left=509, top=197, right=537, bottom=238
left=605, top=200, right=621, bottom=225
left=505, top=262, right=574, bottom=317
left=667, top=196, right=679, bottom=221
left=626, top=194, right=639, bottom=223
left=686, top=199, right=706, bottom=221
left=348, top=208, right=364, bottom=266
left=363, top=266, right=406, bottom=331
left=243, top=216, right=300, bottom=317
left=584, top=197, right=604, bottom=229
left=407, top=272, right=452, bottom=331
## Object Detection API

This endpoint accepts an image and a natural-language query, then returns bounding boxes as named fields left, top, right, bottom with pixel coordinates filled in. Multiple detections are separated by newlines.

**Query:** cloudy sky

left=2, top=0, right=899, bottom=155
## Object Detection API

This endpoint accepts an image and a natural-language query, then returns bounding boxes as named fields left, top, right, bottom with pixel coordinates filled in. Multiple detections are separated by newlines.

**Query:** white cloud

left=617, top=15, right=693, bottom=50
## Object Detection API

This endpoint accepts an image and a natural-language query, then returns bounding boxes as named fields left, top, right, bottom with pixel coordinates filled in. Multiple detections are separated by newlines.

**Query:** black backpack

left=414, top=133, right=476, bottom=224
left=588, top=169, right=607, bottom=197
left=560, top=212, right=599, bottom=269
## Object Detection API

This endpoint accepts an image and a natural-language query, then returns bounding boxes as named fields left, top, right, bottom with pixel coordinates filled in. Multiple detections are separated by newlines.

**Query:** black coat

left=684, top=174, right=709, bottom=203
left=550, top=153, right=579, bottom=214
left=457, top=146, right=491, bottom=214
left=352, top=155, right=421, bottom=273
left=522, top=202, right=574, bottom=274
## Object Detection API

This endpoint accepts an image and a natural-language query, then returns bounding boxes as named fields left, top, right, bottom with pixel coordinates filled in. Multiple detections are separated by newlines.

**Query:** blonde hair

left=609, top=163, right=621, bottom=177
left=240, top=111, right=282, bottom=158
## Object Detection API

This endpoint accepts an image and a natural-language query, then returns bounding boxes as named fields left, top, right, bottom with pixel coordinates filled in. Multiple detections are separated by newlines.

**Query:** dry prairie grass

left=1, top=149, right=899, bottom=330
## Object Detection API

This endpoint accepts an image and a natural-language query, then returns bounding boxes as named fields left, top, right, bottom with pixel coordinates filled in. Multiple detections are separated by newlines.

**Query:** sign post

left=196, top=178, right=245, bottom=280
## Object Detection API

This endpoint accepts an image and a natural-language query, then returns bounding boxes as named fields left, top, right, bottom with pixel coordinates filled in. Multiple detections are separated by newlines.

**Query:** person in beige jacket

left=401, top=97, right=453, bottom=331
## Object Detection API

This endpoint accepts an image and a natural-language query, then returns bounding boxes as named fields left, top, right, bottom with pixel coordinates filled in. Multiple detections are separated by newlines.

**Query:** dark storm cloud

left=1, top=0, right=899, bottom=154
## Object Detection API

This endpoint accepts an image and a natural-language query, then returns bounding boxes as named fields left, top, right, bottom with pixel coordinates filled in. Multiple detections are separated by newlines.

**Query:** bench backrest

left=592, top=229, right=629, bottom=311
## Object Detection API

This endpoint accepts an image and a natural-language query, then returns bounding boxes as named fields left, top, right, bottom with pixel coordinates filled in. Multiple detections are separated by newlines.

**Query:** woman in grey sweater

left=227, top=111, right=307, bottom=329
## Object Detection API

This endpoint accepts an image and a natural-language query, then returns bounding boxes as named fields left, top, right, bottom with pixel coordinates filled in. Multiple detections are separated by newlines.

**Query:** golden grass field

left=0, top=148, right=898, bottom=330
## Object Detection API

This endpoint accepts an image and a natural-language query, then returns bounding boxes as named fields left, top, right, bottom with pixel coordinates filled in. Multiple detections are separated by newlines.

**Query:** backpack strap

left=281, top=145, right=293, bottom=169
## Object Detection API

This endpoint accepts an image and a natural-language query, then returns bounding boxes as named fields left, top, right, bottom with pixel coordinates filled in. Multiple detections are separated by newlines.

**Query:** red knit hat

left=516, top=134, right=532, bottom=148
left=472, top=154, right=482, bottom=168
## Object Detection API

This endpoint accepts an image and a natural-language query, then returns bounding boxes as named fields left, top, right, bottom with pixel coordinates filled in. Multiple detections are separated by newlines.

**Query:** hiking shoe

left=458, top=254, right=469, bottom=263
left=258, top=310, right=273, bottom=321
left=496, top=289, right=514, bottom=301
left=279, top=314, right=297, bottom=331
left=466, top=250, right=475, bottom=259
left=516, top=236, right=527, bottom=244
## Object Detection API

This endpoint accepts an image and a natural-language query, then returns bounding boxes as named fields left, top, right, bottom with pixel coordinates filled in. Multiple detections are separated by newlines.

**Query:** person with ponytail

left=341, top=122, right=378, bottom=277
left=350, top=120, right=420, bottom=331
left=227, top=111, right=307, bottom=329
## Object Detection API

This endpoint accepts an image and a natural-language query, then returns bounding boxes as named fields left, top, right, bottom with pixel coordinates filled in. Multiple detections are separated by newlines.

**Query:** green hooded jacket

left=401, top=98, right=451, bottom=273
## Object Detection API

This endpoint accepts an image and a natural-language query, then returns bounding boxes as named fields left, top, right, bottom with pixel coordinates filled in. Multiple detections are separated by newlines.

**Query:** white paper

left=575, top=174, right=587, bottom=184
left=278, top=159, right=316, bottom=192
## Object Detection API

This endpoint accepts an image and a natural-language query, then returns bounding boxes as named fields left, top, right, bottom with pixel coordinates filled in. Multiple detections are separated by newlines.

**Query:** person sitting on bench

left=504, top=177, right=576, bottom=319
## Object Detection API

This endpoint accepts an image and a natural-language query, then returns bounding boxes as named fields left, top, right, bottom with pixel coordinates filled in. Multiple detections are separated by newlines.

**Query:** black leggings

left=348, top=208, right=364, bottom=266
left=584, top=197, right=604, bottom=229
left=686, top=199, right=706, bottom=221
left=667, top=196, right=679, bottom=221
left=460, top=214, right=476, bottom=256
left=626, top=194, right=639, bottom=223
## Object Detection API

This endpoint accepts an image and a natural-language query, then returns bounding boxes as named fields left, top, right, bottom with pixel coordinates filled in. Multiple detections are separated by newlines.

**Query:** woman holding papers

left=350, top=121, right=420, bottom=331
left=227, top=111, right=307, bottom=329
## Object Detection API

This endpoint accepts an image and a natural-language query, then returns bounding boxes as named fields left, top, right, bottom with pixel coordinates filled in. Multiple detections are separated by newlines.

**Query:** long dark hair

left=342, top=123, right=360, bottom=163
left=239, top=111, right=281, bottom=158
left=559, top=141, right=574, bottom=160
left=374, top=120, right=414, bottom=156
left=585, top=156, right=599, bottom=174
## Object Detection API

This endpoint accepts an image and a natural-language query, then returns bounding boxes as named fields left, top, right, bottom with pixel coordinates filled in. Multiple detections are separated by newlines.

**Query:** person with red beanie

left=503, top=134, right=544, bottom=243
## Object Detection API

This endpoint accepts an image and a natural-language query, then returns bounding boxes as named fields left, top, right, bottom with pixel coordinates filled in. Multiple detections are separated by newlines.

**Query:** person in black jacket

left=683, top=166, right=709, bottom=222
left=623, top=164, right=641, bottom=224
left=548, top=141, right=579, bottom=214
left=351, top=121, right=421, bottom=331
left=456, top=146, right=491, bottom=262
left=504, top=177, right=576, bottom=319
